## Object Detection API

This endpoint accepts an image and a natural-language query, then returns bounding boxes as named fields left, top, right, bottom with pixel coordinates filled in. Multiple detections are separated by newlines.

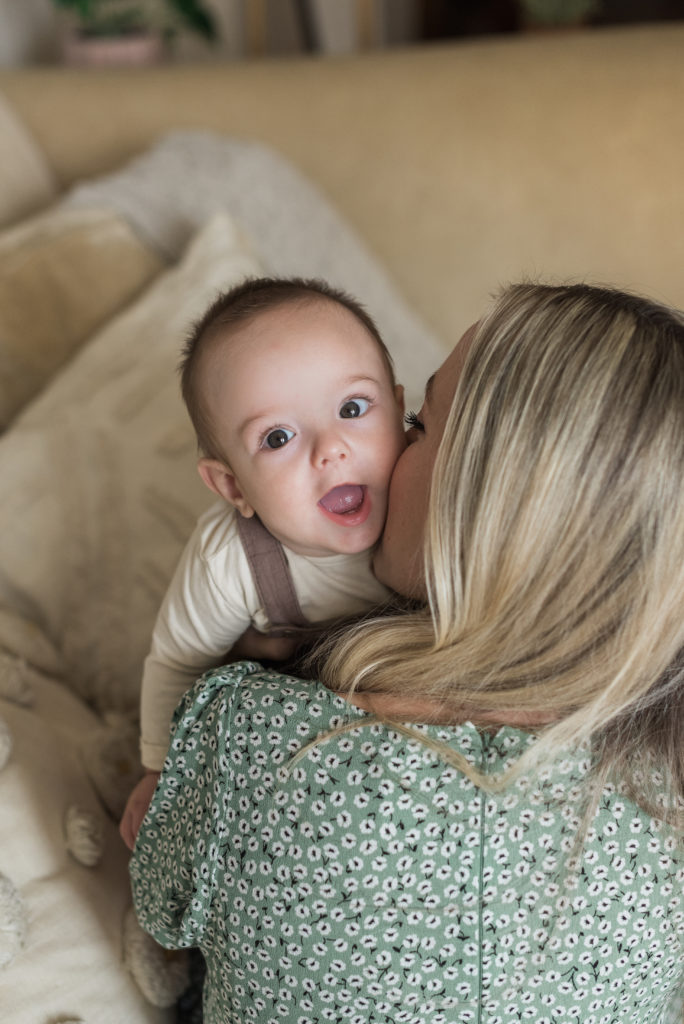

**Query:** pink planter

left=61, top=31, right=164, bottom=67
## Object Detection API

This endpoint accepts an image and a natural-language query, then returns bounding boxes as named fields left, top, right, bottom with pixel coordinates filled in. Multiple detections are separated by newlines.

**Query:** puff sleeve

left=130, top=661, right=260, bottom=949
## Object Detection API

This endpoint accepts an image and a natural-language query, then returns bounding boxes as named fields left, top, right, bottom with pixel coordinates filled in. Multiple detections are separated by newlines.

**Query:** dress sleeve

left=130, top=662, right=259, bottom=948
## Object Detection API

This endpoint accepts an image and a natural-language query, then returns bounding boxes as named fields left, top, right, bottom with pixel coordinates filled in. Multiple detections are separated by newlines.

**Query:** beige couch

left=4, top=22, right=684, bottom=338
left=0, top=23, right=682, bottom=1024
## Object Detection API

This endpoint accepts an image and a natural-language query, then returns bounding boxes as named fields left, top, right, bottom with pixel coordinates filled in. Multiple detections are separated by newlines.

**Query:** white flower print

left=129, top=666, right=684, bottom=1024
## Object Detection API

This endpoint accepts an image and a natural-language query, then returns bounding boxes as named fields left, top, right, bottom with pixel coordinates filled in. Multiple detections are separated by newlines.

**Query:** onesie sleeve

left=139, top=512, right=256, bottom=769
left=130, top=661, right=259, bottom=949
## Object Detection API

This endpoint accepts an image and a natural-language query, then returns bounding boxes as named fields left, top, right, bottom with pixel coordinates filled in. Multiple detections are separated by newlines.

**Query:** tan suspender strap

left=236, top=513, right=309, bottom=634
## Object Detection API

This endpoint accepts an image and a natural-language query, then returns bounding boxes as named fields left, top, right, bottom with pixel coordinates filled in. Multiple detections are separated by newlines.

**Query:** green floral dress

left=130, top=662, right=684, bottom=1024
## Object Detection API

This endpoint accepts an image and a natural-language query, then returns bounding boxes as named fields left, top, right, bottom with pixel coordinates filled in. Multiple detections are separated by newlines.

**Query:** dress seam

left=476, top=746, right=487, bottom=1024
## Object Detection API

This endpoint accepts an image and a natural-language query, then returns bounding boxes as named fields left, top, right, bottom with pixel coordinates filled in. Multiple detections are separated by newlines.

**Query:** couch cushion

left=0, top=212, right=261, bottom=714
left=0, top=91, right=56, bottom=229
left=0, top=205, right=165, bottom=429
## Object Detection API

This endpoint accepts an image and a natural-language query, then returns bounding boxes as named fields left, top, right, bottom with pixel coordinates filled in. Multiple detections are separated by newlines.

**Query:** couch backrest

left=2, top=23, right=683, bottom=340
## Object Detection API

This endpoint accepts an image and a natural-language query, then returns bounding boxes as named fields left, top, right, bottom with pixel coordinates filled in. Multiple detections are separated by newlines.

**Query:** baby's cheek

left=388, top=422, right=409, bottom=467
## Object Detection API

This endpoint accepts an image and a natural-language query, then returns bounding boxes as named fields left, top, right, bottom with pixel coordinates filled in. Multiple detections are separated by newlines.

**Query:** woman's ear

left=197, top=458, right=255, bottom=518
left=394, top=383, right=405, bottom=413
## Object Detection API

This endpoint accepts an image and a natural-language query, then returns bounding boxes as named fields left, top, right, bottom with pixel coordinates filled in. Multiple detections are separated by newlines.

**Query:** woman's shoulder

left=171, top=659, right=363, bottom=741
left=169, top=661, right=550, bottom=782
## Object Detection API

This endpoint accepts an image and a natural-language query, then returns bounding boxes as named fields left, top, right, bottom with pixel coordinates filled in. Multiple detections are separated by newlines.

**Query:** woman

left=130, top=282, right=684, bottom=1023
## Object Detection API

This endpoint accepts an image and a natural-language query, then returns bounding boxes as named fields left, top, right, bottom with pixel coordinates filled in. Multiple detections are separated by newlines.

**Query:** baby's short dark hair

left=180, top=276, right=395, bottom=460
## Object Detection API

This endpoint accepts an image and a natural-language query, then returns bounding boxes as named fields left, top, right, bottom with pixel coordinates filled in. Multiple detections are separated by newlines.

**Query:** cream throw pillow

left=0, top=212, right=262, bottom=714
left=66, top=132, right=448, bottom=413
left=0, top=205, right=164, bottom=429
left=0, top=92, right=56, bottom=228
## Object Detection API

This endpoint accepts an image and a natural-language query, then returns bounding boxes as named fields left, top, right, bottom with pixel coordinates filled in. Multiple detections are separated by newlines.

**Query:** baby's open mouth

left=318, top=484, right=365, bottom=515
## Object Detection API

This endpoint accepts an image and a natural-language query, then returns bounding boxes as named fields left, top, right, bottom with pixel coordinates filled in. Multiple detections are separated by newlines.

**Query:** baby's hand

left=119, top=771, right=161, bottom=852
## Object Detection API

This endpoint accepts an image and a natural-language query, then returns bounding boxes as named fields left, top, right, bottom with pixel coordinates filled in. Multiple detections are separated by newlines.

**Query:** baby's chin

left=280, top=523, right=384, bottom=560
left=316, top=531, right=383, bottom=558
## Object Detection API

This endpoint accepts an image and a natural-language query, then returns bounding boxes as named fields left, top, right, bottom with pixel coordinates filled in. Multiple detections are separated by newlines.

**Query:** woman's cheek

left=374, top=448, right=428, bottom=597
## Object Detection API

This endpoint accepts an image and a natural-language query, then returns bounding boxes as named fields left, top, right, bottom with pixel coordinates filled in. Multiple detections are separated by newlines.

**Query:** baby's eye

left=263, top=427, right=295, bottom=449
left=339, top=397, right=371, bottom=419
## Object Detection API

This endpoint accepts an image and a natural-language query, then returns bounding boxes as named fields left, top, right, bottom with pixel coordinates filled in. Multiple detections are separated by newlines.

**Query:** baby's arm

left=229, top=625, right=299, bottom=663
left=118, top=624, right=296, bottom=851
left=139, top=540, right=254, bottom=769
left=120, top=519, right=254, bottom=847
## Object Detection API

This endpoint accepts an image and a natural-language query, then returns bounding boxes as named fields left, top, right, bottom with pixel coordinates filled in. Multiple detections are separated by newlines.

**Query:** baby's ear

left=197, top=458, right=255, bottom=518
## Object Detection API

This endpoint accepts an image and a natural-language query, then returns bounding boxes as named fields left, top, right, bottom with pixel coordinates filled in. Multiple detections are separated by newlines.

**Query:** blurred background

left=1, top=0, right=683, bottom=68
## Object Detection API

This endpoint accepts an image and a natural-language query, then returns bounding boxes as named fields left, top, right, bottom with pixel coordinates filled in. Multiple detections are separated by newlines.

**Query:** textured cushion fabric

left=0, top=205, right=164, bottom=429
left=0, top=213, right=256, bottom=1024
left=0, top=675, right=170, bottom=1024
left=0, top=212, right=262, bottom=715
left=0, top=91, right=56, bottom=229
left=65, top=131, right=448, bottom=412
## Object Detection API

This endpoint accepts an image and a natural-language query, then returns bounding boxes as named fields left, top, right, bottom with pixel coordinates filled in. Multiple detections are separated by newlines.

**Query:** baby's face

left=200, top=300, right=406, bottom=558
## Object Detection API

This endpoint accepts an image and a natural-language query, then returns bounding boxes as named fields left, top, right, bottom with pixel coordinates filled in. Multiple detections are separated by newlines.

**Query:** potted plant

left=54, top=0, right=217, bottom=66
left=518, top=0, right=602, bottom=29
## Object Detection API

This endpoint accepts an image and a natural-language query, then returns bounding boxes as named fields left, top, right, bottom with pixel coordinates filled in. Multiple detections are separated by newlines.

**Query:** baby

left=119, top=276, right=406, bottom=849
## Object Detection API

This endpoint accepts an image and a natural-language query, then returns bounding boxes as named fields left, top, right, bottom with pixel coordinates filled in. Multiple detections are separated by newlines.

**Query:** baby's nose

left=314, top=432, right=350, bottom=465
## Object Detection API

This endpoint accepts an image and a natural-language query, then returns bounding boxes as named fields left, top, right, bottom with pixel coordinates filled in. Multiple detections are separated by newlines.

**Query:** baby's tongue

left=319, top=484, right=364, bottom=515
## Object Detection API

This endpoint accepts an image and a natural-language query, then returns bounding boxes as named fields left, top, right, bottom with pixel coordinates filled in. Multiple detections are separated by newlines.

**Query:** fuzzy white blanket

left=0, top=132, right=450, bottom=1024
left=66, top=131, right=446, bottom=412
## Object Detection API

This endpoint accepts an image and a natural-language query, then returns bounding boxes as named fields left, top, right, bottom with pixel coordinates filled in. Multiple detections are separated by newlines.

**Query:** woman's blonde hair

left=318, top=282, right=684, bottom=824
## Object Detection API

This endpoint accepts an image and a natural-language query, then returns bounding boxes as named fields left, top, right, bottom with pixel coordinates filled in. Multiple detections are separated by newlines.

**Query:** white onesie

left=140, top=498, right=392, bottom=769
